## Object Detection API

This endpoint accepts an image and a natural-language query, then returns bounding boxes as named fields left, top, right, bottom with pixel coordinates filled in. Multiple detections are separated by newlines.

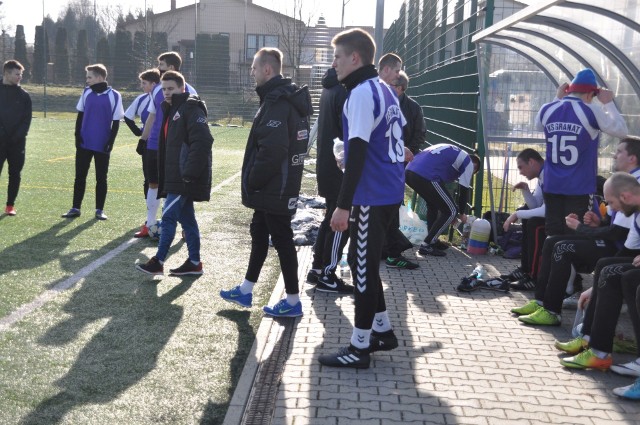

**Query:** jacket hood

left=257, top=76, right=313, bottom=117
left=165, top=93, right=208, bottom=116
left=322, top=68, right=339, bottom=89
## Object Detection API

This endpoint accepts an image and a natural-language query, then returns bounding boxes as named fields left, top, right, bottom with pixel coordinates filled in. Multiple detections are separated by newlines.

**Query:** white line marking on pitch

left=0, top=171, right=242, bottom=332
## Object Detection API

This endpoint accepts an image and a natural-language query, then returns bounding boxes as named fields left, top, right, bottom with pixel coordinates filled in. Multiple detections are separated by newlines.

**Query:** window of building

left=246, top=34, right=279, bottom=59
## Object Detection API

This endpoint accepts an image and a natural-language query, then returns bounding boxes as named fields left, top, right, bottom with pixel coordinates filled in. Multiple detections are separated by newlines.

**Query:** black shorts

left=143, top=148, right=159, bottom=184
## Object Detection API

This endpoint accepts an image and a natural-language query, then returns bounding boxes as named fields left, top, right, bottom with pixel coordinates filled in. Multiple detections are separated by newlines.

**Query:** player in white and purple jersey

left=137, top=52, right=197, bottom=238
left=535, top=68, right=628, bottom=235
left=123, top=69, right=160, bottom=237
left=61, top=64, right=124, bottom=221
left=318, top=28, right=406, bottom=369
left=405, top=143, right=480, bottom=256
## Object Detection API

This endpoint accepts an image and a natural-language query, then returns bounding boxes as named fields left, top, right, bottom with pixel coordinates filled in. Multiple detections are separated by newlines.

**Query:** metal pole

left=144, top=0, right=148, bottom=68
left=42, top=0, right=46, bottom=118
left=374, top=0, right=384, bottom=64
left=193, top=0, right=197, bottom=84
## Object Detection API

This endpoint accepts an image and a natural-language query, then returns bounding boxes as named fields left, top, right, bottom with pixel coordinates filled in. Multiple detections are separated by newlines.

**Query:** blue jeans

left=156, top=193, right=200, bottom=263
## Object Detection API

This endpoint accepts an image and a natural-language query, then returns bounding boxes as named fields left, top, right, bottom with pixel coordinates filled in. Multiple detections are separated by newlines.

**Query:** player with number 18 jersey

left=343, top=78, right=406, bottom=206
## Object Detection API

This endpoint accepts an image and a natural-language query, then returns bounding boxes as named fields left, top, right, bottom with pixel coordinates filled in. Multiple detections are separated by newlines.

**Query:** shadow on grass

left=198, top=309, right=255, bottom=425
left=0, top=220, right=97, bottom=279
left=19, top=279, right=195, bottom=425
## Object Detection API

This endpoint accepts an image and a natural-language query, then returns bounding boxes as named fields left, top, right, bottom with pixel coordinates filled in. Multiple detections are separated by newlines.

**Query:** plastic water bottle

left=339, top=253, right=349, bottom=277
left=472, top=265, right=487, bottom=281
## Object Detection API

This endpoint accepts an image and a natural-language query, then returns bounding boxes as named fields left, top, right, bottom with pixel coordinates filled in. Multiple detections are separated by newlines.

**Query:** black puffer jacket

left=158, top=93, right=213, bottom=201
left=241, top=76, right=313, bottom=215
left=316, top=68, right=347, bottom=200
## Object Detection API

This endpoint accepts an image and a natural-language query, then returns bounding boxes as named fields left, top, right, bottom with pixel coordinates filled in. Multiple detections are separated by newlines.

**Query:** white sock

left=591, top=348, right=610, bottom=359
left=583, top=334, right=591, bottom=343
left=351, top=327, right=371, bottom=350
left=535, top=300, right=543, bottom=306
left=372, top=311, right=392, bottom=333
left=239, top=279, right=255, bottom=294
left=634, top=358, right=640, bottom=365
left=566, top=266, right=576, bottom=293
left=146, top=188, right=160, bottom=226
left=190, top=260, right=199, bottom=266
left=286, top=293, right=300, bottom=305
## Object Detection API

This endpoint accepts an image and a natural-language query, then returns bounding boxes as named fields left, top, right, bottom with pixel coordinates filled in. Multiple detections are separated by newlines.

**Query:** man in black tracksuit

left=135, top=71, right=213, bottom=276
left=0, top=60, right=32, bottom=216
left=220, top=47, right=313, bottom=318
left=307, top=67, right=352, bottom=293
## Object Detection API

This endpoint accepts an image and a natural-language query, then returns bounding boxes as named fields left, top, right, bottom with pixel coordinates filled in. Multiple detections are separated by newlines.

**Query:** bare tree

left=265, top=0, right=316, bottom=80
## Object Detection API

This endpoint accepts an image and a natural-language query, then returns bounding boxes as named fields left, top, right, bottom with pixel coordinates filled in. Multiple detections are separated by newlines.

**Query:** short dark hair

left=469, top=154, right=481, bottom=174
left=332, top=28, right=375, bottom=66
left=161, top=70, right=185, bottom=88
left=379, top=52, right=402, bottom=71
left=517, top=148, right=543, bottom=163
left=85, top=64, right=107, bottom=79
left=620, top=136, right=640, bottom=164
left=395, top=70, right=409, bottom=91
left=255, top=48, right=283, bottom=74
left=3, top=60, right=24, bottom=73
left=158, top=51, right=182, bottom=71
left=139, top=68, right=160, bottom=84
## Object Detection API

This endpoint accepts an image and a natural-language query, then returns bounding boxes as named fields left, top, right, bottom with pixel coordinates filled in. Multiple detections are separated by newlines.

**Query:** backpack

left=498, top=224, right=523, bottom=259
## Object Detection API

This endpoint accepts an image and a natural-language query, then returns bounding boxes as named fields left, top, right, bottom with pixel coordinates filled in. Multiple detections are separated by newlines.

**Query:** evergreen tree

left=133, top=31, right=147, bottom=70
left=54, top=27, right=70, bottom=84
left=32, top=26, right=50, bottom=84
left=151, top=32, right=168, bottom=60
left=96, top=37, right=110, bottom=67
left=113, top=29, right=134, bottom=87
left=195, top=33, right=214, bottom=88
left=13, top=25, right=30, bottom=82
left=74, top=30, right=90, bottom=84
left=211, top=34, right=230, bottom=91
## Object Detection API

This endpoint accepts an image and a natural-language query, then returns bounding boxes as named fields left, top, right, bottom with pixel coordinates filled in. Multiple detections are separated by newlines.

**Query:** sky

left=2, top=0, right=406, bottom=42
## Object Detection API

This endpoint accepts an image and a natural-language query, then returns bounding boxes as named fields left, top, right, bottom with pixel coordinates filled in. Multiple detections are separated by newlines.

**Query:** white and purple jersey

left=343, top=77, right=406, bottom=206
left=124, top=92, right=152, bottom=128
left=406, top=143, right=475, bottom=188
left=536, top=95, right=628, bottom=196
left=76, top=86, right=125, bottom=152
left=147, top=82, right=197, bottom=151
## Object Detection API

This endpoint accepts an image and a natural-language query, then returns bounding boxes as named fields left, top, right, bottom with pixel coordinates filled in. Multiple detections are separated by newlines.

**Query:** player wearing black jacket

left=136, top=71, right=213, bottom=277
left=0, top=60, right=32, bottom=216
left=221, top=48, right=313, bottom=318
left=307, top=67, right=352, bottom=293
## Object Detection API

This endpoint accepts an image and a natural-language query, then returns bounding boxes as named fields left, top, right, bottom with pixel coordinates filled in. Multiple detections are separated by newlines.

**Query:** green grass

left=0, top=121, right=291, bottom=424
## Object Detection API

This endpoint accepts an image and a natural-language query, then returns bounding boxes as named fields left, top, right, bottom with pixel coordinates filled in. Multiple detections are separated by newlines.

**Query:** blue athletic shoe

left=263, top=298, right=303, bottom=317
left=219, top=286, right=252, bottom=308
left=613, top=377, right=640, bottom=400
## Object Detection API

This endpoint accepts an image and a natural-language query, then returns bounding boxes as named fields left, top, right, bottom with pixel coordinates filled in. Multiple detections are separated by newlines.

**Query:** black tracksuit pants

left=246, top=210, right=299, bottom=295
left=521, top=216, right=546, bottom=278
left=534, top=235, right=617, bottom=314
left=621, top=269, right=640, bottom=357
left=0, top=137, right=26, bottom=206
left=583, top=257, right=634, bottom=354
left=405, top=170, right=456, bottom=245
left=72, top=147, right=110, bottom=211
left=312, top=198, right=349, bottom=275
left=349, top=204, right=397, bottom=330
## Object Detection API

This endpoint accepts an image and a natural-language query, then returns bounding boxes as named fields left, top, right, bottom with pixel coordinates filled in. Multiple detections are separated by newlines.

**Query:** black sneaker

left=500, top=266, right=527, bottom=282
left=457, top=276, right=482, bottom=292
left=169, top=259, right=203, bottom=276
left=306, top=269, right=321, bottom=284
left=479, top=277, right=510, bottom=292
left=318, top=345, right=370, bottom=369
left=370, top=330, right=399, bottom=353
left=385, top=255, right=419, bottom=269
left=510, top=276, right=536, bottom=291
left=418, top=243, right=446, bottom=257
left=316, top=273, right=354, bottom=294
left=135, top=256, right=164, bottom=275
left=432, top=239, right=451, bottom=250
left=61, top=208, right=81, bottom=218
